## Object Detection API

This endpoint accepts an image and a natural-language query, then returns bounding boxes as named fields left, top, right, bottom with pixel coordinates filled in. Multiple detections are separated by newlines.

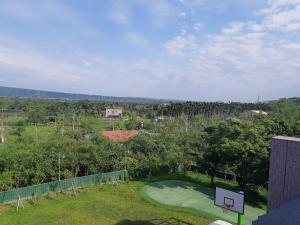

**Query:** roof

left=102, top=130, right=139, bottom=142
left=105, top=107, right=122, bottom=110
left=253, top=196, right=300, bottom=225
left=273, top=136, right=300, bottom=142
left=251, top=110, right=268, bottom=115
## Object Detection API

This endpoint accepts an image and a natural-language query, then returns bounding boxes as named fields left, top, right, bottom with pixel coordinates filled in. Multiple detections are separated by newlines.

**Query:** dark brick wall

left=268, top=136, right=300, bottom=211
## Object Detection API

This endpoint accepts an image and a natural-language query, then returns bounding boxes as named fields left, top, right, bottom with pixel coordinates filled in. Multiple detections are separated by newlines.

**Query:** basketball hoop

left=222, top=197, right=234, bottom=213
left=222, top=203, right=232, bottom=213
left=215, top=187, right=245, bottom=225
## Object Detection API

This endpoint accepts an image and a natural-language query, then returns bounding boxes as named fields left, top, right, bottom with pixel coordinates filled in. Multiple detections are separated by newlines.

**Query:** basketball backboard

left=215, top=187, right=245, bottom=214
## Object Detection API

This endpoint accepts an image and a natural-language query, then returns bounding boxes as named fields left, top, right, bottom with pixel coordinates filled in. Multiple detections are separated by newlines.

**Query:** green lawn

left=143, top=180, right=265, bottom=225
left=0, top=173, right=267, bottom=225
left=186, top=172, right=267, bottom=210
left=0, top=181, right=215, bottom=225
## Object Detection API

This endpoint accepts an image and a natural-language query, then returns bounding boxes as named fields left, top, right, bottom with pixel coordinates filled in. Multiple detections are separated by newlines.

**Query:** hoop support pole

left=238, top=213, right=243, bottom=225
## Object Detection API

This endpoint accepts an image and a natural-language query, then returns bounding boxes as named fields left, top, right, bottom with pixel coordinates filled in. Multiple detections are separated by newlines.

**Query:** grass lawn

left=143, top=180, right=265, bottom=225
left=186, top=172, right=267, bottom=210
left=0, top=172, right=267, bottom=225
left=0, top=181, right=215, bottom=225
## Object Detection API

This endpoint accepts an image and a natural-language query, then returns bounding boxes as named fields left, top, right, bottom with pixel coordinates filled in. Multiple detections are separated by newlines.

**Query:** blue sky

left=0, top=0, right=299, bottom=101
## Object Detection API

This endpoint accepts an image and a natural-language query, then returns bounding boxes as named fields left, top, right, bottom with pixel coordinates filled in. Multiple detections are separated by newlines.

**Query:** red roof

left=102, top=130, right=139, bottom=142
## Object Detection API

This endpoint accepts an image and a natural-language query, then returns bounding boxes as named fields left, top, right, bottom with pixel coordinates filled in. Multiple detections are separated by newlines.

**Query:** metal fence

left=0, top=170, right=128, bottom=204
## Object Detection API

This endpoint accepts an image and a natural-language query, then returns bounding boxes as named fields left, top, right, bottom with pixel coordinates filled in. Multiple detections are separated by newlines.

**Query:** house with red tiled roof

left=102, top=130, right=139, bottom=142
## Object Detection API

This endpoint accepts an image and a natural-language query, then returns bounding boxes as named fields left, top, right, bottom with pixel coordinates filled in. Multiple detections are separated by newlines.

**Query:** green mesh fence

left=0, top=170, right=128, bottom=204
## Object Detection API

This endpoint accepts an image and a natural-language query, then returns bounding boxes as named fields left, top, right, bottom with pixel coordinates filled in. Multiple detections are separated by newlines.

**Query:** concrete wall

left=268, top=136, right=300, bottom=211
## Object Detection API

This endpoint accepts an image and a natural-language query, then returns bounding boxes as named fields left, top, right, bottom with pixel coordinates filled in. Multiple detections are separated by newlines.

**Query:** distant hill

left=0, top=86, right=169, bottom=103
left=288, top=97, right=300, bottom=104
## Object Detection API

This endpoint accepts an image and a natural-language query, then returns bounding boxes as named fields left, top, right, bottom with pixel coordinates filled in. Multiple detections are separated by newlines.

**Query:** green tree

left=125, top=113, right=138, bottom=130
left=0, top=171, right=13, bottom=191
left=222, top=125, right=269, bottom=190
left=202, top=120, right=242, bottom=186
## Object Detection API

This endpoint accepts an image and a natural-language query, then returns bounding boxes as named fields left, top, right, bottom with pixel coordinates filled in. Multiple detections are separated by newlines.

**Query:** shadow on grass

left=244, top=189, right=267, bottom=209
left=115, top=218, right=193, bottom=225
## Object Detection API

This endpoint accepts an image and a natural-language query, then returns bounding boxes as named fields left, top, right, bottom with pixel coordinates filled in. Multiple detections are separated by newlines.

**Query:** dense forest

left=0, top=97, right=268, bottom=122
left=0, top=97, right=299, bottom=194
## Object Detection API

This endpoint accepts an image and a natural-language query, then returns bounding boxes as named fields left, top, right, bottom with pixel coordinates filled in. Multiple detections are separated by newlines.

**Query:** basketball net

left=222, top=204, right=232, bottom=213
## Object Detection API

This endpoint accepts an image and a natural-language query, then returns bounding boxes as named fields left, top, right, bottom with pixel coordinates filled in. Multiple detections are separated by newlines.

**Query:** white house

left=0, top=136, right=4, bottom=144
left=250, top=110, right=268, bottom=116
left=105, top=107, right=122, bottom=118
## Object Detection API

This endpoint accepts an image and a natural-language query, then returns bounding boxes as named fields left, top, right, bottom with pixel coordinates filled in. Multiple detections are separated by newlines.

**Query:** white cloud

left=0, top=1, right=300, bottom=101
left=256, top=0, right=300, bottom=32
left=222, top=22, right=246, bottom=35
left=0, top=35, right=183, bottom=98
left=1, top=22, right=299, bottom=101
left=285, top=22, right=300, bottom=31
left=268, top=0, right=300, bottom=8
left=185, top=30, right=300, bottom=100
left=179, top=11, right=187, bottom=18
left=124, top=32, right=150, bottom=47
left=193, top=22, right=203, bottom=31
left=0, top=41, right=83, bottom=83
left=159, top=0, right=300, bottom=100
left=137, top=0, right=179, bottom=28
left=0, top=1, right=35, bottom=19
left=162, top=35, right=198, bottom=56
left=0, top=0, right=100, bottom=38
left=109, top=12, right=128, bottom=25
left=0, top=0, right=82, bottom=24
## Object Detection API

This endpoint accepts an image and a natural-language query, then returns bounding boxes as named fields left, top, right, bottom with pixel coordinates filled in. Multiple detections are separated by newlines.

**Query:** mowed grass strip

left=0, top=181, right=215, bottom=225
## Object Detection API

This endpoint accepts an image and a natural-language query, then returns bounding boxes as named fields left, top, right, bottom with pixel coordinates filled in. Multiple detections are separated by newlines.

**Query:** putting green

left=143, top=180, right=265, bottom=225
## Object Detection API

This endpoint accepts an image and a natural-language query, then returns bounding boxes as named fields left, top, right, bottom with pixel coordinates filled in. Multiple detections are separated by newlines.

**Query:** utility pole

left=185, top=116, right=188, bottom=133
left=35, top=123, right=38, bottom=143
left=123, top=144, right=129, bottom=171
left=152, top=105, right=154, bottom=119
left=124, top=145, right=126, bottom=170
left=61, top=114, right=65, bottom=136
left=58, top=152, right=65, bottom=181
left=72, top=113, right=75, bottom=131
left=78, top=116, right=81, bottom=129
left=1, top=108, right=4, bottom=142
left=1, top=108, right=3, bottom=130
left=58, top=152, right=61, bottom=181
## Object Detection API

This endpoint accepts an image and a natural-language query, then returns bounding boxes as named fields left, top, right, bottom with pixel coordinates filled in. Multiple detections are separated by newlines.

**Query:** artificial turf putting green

left=0, top=181, right=214, bottom=225
left=143, top=180, right=266, bottom=225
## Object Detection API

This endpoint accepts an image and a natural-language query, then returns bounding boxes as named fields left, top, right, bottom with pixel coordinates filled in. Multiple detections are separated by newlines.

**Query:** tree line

left=0, top=97, right=299, bottom=193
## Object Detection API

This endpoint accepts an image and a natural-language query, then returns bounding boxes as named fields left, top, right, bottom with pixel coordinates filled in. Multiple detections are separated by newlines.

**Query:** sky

left=0, top=0, right=300, bottom=102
